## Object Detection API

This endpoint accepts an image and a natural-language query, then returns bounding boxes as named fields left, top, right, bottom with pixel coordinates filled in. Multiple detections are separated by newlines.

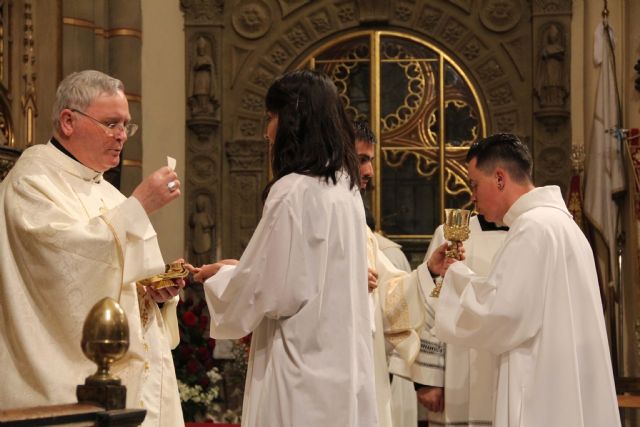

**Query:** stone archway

left=182, top=0, right=572, bottom=259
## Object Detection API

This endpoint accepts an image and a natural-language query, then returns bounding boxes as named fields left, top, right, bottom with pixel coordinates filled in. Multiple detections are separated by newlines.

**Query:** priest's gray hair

left=52, top=70, right=125, bottom=132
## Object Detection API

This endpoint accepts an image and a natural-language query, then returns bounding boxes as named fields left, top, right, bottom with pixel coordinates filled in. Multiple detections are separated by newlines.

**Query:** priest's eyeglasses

left=70, top=108, right=139, bottom=137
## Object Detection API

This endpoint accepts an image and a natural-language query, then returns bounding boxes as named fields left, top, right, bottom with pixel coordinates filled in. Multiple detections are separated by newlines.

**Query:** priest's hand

left=417, top=385, right=444, bottom=413
left=368, top=268, right=378, bottom=293
left=426, top=242, right=464, bottom=277
left=147, top=284, right=182, bottom=303
left=132, top=166, right=181, bottom=215
left=193, top=259, right=239, bottom=283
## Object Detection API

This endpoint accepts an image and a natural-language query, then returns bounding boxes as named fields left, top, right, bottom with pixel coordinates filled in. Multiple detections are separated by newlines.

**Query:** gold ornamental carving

left=21, top=1, right=36, bottom=147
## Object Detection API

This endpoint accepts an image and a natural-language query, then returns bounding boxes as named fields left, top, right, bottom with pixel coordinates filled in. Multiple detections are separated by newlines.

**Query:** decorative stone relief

left=230, top=174, right=260, bottom=256
left=240, top=91, right=265, bottom=113
left=477, top=58, right=504, bottom=83
left=251, top=65, right=275, bottom=89
left=335, top=2, right=356, bottom=24
left=226, top=140, right=267, bottom=172
left=277, top=0, right=310, bottom=18
left=538, top=146, right=566, bottom=176
left=533, top=0, right=571, bottom=14
left=309, top=10, right=332, bottom=34
left=417, top=6, right=443, bottom=33
left=238, top=118, right=260, bottom=138
left=191, top=156, right=217, bottom=182
left=181, top=0, right=223, bottom=24
left=460, top=36, right=486, bottom=61
left=440, top=17, right=467, bottom=45
left=269, top=43, right=291, bottom=66
left=494, top=111, right=518, bottom=133
left=226, top=139, right=267, bottom=258
left=488, top=84, right=514, bottom=107
left=232, top=0, right=272, bottom=40
left=394, top=3, right=414, bottom=22
left=285, top=24, right=311, bottom=49
left=480, top=0, right=522, bottom=33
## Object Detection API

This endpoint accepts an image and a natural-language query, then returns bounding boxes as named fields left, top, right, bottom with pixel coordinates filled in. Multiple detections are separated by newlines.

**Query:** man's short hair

left=353, top=119, right=376, bottom=145
left=466, top=133, right=533, bottom=183
left=52, top=70, right=125, bottom=132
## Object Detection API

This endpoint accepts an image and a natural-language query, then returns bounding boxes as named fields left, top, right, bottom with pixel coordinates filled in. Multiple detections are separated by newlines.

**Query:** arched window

left=299, top=31, right=485, bottom=254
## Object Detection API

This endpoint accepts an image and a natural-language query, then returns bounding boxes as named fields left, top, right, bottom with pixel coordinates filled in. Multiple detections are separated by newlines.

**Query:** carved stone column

left=532, top=0, right=572, bottom=194
left=181, top=0, right=223, bottom=263
left=225, top=140, right=267, bottom=258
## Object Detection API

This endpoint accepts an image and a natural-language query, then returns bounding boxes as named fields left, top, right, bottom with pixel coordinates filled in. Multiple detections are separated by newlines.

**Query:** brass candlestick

left=430, top=208, right=471, bottom=298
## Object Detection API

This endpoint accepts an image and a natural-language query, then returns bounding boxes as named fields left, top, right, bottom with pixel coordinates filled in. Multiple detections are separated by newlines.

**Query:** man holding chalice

left=424, top=133, right=620, bottom=427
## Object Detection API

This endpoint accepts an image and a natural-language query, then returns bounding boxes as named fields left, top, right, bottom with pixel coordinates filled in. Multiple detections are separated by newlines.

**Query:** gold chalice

left=430, top=208, right=471, bottom=298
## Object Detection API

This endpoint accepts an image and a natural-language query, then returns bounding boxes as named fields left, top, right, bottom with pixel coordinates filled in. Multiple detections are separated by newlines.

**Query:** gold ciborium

left=430, top=208, right=471, bottom=298
left=138, top=261, right=189, bottom=290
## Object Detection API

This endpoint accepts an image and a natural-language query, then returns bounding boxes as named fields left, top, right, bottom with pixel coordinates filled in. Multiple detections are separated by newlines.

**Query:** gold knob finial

left=81, top=297, right=129, bottom=385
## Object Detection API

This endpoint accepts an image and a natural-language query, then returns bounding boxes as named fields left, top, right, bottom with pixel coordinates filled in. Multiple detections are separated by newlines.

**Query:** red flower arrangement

left=172, top=282, right=251, bottom=423
left=172, top=285, right=221, bottom=421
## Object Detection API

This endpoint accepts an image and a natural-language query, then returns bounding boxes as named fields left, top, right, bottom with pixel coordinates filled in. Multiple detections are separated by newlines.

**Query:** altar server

left=196, top=69, right=377, bottom=427
left=428, top=133, right=620, bottom=427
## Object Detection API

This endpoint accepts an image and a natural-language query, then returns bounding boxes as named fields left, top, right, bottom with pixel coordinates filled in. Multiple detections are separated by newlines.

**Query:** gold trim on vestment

left=384, top=276, right=411, bottom=347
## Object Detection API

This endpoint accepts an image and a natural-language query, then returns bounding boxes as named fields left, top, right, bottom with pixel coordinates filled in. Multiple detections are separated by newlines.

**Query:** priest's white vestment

left=0, top=143, right=184, bottom=427
left=367, top=232, right=422, bottom=427
left=203, top=173, right=377, bottom=427
left=435, top=186, right=621, bottom=427
left=373, top=232, right=418, bottom=427
left=419, top=216, right=505, bottom=426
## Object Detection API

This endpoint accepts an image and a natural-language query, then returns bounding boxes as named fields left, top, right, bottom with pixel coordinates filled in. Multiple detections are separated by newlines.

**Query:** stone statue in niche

left=189, top=36, right=218, bottom=116
left=535, top=24, right=568, bottom=108
left=190, top=194, right=215, bottom=266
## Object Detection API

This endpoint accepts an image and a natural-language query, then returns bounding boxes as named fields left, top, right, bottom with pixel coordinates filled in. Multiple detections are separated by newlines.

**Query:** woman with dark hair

left=195, top=69, right=377, bottom=427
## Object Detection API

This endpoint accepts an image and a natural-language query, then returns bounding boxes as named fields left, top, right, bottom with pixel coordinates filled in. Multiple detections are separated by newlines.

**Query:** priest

left=429, top=133, right=620, bottom=426
left=0, top=70, right=184, bottom=426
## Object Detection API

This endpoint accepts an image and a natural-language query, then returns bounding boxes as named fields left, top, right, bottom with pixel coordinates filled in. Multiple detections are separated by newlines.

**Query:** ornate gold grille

left=299, top=31, right=485, bottom=241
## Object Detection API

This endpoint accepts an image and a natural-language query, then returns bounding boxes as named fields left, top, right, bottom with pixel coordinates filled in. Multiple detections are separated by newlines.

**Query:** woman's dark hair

left=263, top=69, right=359, bottom=200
